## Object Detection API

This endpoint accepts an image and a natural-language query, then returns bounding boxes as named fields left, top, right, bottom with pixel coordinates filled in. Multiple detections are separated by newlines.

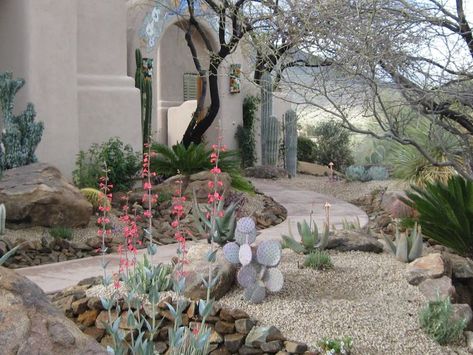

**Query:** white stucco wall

left=0, top=0, right=141, bottom=178
left=0, top=0, right=80, bottom=176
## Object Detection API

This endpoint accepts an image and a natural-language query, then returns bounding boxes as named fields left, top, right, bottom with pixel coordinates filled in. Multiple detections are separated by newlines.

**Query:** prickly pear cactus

left=223, top=217, right=284, bottom=303
left=284, top=109, right=297, bottom=177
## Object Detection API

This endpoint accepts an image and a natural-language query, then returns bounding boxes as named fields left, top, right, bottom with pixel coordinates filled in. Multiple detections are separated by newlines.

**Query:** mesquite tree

left=260, top=0, right=473, bottom=180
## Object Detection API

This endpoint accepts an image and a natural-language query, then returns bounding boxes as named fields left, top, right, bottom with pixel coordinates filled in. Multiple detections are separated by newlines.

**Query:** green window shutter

left=183, top=73, right=198, bottom=101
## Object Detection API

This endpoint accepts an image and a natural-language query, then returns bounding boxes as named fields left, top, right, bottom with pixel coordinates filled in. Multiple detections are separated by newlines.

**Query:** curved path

left=16, top=179, right=368, bottom=293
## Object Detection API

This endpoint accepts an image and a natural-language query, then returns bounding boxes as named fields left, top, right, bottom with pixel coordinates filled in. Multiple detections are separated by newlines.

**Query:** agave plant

left=192, top=189, right=237, bottom=246
left=383, top=224, right=423, bottom=263
left=223, top=217, right=284, bottom=303
left=402, top=176, right=473, bottom=257
left=281, top=219, right=329, bottom=254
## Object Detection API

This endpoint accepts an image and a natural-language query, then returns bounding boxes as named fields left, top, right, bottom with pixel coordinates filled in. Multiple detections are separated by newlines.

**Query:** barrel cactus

left=383, top=224, right=423, bottom=263
left=223, top=217, right=284, bottom=303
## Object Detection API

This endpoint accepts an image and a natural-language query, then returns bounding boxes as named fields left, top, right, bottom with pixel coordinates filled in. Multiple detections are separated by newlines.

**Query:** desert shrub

left=236, top=96, right=259, bottom=168
left=345, top=165, right=389, bottom=182
left=73, top=137, right=140, bottom=192
left=304, top=250, right=333, bottom=270
left=318, top=336, right=353, bottom=354
left=367, top=166, right=389, bottom=180
left=345, top=165, right=370, bottom=182
left=297, top=136, right=317, bottom=163
left=49, top=226, right=73, bottom=240
left=419, top=297, right=466, bottom=345
left=311, top=121, right=354, bottom=171
left=403, top=175, right=473, bottom=257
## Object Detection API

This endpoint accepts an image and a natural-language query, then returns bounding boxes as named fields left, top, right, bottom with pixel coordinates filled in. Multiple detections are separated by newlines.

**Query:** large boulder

left=327, top=230, right=383, bottom=253
left=406, top=253, right=450, bottom=285
left=182, top=243, right=236, bottom=300
left=0, top=266, right=106, bottom=355
left=0, top=163, right=92, bottom=228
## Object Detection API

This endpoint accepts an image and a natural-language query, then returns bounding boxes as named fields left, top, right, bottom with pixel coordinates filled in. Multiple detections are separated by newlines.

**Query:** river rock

left=327, top=230, right=383, bottom=253
left=0, top=163, right=92, bottom=228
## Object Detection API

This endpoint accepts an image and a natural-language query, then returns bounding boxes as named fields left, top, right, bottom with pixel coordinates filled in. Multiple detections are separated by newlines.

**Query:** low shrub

left=304, top=250, right=333, bottom=270
left=297, top=137, right=317, bottom=163
left=73, top=137, right=141, bottom=192
left=49, top=226, right=73, bottom=240
left=345, top=165, right=370, bottom=182
left=419, top=297, right=466, bottom=345
left=318, top=336, right=353, bottom=354
left=367, top=166, right=389, bottom=180
left=345, top=165, right=389, bottom=182
left=403, top=175, right=473, bottom=257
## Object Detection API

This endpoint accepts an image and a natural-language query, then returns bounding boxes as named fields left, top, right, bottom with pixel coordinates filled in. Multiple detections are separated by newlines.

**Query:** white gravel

left=254, top=175, right=407, bottom=202
left=219, top=249, right=469, bottom=355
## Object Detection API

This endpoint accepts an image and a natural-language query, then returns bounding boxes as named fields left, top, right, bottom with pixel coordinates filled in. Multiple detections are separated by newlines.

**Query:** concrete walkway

left=16, top=179, right=368, bottom=294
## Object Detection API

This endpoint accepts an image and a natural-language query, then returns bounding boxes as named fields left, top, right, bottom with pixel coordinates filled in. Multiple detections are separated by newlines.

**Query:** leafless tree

left=253, top=0, right=473, bottom=179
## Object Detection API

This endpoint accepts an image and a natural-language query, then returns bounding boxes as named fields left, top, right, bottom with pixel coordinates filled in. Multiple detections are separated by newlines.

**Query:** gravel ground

left=220, top=249, right=469, bottom=355
left=253, top=175, right=408, bottom=202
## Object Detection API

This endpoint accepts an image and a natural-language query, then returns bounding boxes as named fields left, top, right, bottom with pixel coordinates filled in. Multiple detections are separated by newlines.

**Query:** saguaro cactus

left=262, top=116, right=280, bottom=166
left=135, top=49, right=153, bottom=147
left=284, top=109, right=297, bottom=177
left=0, top=204, right=5, bottom=235
left=260, top=72, right=279, bottom=166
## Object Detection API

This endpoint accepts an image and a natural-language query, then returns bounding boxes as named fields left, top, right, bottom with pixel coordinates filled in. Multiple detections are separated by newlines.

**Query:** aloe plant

left=383, top=224, right=423, bottom=263
left=192, top=189, right=237, bottom=246
left=281, top=219, right=329, bottom=254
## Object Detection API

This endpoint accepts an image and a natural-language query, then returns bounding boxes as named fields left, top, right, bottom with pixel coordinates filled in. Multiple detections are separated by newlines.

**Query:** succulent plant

left=192, top=189, right=237, bottom=246
left=0, top=203, right=5, bottom=235
left=383, top=223, right=423, bottom=263
left=281, top=219, right=329, bottom=254
left=223, top=217, right=284, bottom=303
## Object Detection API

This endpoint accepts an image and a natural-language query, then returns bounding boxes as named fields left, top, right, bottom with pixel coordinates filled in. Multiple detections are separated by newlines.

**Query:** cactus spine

left=135, top=49, right=152, bottom=147
left=284, top=109, right=297, bottom=177
left=260, top=72, right=279, bottom=166
left=0, top=203, right=5, bottom=235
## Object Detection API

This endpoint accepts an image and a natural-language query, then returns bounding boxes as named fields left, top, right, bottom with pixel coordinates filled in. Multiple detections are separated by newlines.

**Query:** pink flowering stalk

left=97, top=164, right=113, bottom=284
left=117, top=194, right=140, bottom=280
left=142, top=143, right=158, bottom=255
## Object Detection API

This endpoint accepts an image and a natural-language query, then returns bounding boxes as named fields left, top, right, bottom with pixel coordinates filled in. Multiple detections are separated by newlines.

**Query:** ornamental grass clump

left=49, top=226, right=73, bottom=241
left=304, top=250, right=333, bottom=270
left=419, top=297, right=466, bottom=345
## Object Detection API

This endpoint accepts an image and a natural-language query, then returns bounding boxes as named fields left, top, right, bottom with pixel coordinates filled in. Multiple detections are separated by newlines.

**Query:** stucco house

left=0, top=0, right=290, bottom=177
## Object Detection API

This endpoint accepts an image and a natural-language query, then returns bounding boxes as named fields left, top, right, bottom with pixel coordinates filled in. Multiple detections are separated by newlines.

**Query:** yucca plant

left=282, top=219, right=329, bottom=254
left=192, top=189, right=237, bottom=245
left=402, top=176, right=473, bottom=257
left=383, top=223, right=423, bottom=263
